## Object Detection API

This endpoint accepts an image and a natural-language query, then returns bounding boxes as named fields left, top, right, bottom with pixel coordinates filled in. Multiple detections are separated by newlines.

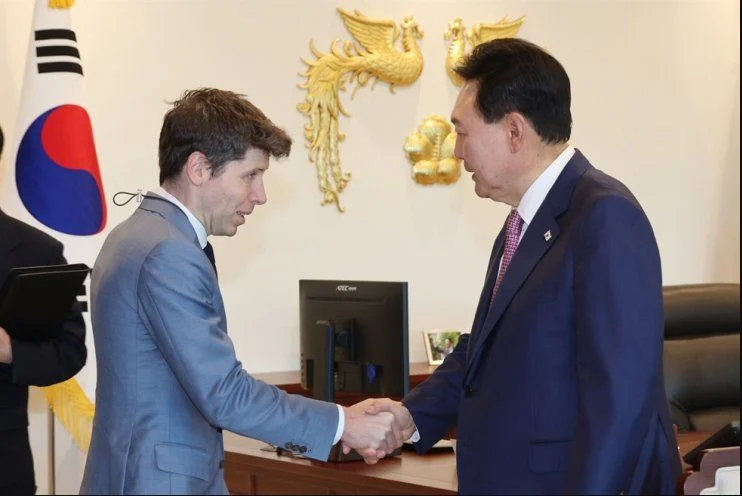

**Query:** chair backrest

left=662, top=284, right=741, bottom=432
left=663, top=284, right=740, bottom=339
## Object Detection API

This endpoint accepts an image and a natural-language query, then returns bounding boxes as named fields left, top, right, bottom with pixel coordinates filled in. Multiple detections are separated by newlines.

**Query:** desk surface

left=224, top=433, right=457, bottom=494
left=224, top=430, right=710, bottom=495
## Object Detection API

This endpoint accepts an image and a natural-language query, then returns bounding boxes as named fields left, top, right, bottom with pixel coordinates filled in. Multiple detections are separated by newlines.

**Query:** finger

left=384, top=424, right=396, bottom=451
left=390, top=417, right=405, bottom=445
left=366, top=399, right=395, bottom=415
left=359, top=447, right=379, bottom=462
left=342, top=443, right=350, bottom=455
left=361, top=400, right=379, bottom=415
left=373, top=412, right=394, bottom=448
left=361, top=443, right=383, bottom=458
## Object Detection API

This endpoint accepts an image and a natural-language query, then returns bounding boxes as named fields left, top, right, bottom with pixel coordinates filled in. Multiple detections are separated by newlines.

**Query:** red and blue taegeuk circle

left=16, top=104, right=107, bottom=235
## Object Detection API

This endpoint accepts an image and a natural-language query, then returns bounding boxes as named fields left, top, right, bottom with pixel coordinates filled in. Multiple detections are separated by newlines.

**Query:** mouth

left=236, top=211, right=249, bottom=223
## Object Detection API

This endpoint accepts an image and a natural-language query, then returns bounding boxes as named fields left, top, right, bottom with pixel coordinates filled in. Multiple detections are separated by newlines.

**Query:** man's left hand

left=0, top=326, right=13, bottom=364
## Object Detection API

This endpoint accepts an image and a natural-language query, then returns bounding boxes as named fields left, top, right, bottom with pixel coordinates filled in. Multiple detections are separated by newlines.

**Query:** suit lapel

left=464, top=150, right=592, bottom=383
left=467, top=228, right=505, bottom=359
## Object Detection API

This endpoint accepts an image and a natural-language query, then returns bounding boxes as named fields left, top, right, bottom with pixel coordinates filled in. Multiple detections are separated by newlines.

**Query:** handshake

left=339, top=398, right=416, bottom=464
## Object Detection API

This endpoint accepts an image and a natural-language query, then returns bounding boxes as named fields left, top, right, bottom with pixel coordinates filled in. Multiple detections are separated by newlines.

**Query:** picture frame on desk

left=423, top=329, right=463, bottom=365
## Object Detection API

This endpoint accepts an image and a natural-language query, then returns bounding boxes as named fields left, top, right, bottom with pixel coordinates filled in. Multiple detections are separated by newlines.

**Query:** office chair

left=662, top=284, right=740, bottom=432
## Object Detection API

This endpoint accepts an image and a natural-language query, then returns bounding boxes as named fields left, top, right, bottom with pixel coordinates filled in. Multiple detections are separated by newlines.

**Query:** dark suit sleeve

left=9, top=249, right=87, bottom=387
left=566, top=196, right=664, bottom=493
left=402, top=334, right=469, bottom=452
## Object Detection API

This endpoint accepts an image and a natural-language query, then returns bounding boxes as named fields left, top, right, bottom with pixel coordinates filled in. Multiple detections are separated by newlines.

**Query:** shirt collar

left=155, top=186, right=208, bottom=248
left=517, top=145, right=575, bottom=230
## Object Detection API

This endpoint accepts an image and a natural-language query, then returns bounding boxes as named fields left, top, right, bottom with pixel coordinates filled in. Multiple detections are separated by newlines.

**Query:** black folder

left=0, top=263, right=89, bottom=341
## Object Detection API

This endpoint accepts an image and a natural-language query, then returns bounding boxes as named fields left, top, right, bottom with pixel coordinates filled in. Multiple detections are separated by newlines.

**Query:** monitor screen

left=299, top=279, right=409, bottom=402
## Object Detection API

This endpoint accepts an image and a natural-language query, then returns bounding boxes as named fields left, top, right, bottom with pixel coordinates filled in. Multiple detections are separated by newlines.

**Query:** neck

left=512, top=141, right=569, bottom=206
left=161, top=181, right=207, bottom=231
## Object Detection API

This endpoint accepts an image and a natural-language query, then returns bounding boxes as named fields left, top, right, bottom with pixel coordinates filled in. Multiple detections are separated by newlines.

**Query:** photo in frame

left=423, top=329, right=463, bottom=365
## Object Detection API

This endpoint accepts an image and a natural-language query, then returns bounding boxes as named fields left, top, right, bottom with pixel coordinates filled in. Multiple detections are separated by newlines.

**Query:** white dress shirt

left=514, top=145, right=575, bottom=243
left=155, top=187, right=208, bottom=249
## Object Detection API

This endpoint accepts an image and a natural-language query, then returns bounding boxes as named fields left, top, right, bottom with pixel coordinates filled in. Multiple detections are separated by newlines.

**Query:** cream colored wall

left=0, top=0, right=739, bottom=494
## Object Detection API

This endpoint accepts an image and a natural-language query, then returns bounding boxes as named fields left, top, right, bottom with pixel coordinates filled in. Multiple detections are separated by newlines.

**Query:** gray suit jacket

left=80, top=195, right=337, bottom=495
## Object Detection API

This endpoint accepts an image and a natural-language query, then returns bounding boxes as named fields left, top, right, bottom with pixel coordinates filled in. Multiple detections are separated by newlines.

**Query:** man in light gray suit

left=81, top=89, right=399, bottom=495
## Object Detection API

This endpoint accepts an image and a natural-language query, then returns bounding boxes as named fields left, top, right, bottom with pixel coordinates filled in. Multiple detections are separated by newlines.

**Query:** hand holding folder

left=0, top=264, right=89, bottom=341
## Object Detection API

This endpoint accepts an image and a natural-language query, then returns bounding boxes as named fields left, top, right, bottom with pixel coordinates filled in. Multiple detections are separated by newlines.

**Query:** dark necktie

left=203, top=241, right=217, bottom=276
left=490, top=209, right=524, bottom=305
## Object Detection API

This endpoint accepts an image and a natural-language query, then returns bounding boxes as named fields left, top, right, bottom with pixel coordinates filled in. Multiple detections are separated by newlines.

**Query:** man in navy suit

left=364, top=38, right=681, bottom=494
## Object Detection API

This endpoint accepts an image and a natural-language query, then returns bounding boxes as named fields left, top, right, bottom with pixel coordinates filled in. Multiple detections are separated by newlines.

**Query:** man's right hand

left=358, top=398, right=416, bottom=443
left=0, top=326, right=13, bottom=364
left=340, top=403, right=398, bottom=464
left=340, top=398, right=418, bottom=464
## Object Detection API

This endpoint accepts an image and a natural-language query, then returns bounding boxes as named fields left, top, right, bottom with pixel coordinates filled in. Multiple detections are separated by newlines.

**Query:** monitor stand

left=313, top=320, right=402, bottom=462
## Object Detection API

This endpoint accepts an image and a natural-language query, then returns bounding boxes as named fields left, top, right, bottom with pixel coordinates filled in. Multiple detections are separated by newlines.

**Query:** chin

left=216, top=225, right=239, bottom=237
left=473, top=184, right=488, bottom=199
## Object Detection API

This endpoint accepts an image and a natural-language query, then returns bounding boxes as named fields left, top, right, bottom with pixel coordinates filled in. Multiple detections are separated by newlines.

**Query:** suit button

left=219, top=459, right=224, bottom=469
left=464, top=385, right=473, bottom=397
left=299, top=446, right=307, bottom=453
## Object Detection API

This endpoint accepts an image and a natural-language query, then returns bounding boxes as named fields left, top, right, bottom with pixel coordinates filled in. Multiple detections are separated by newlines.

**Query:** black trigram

left=35, top=29, right=83, bottom=75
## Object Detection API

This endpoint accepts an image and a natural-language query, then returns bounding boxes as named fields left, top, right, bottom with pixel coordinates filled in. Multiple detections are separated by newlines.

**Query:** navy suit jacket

left=403, top=151, right=681, bottom=494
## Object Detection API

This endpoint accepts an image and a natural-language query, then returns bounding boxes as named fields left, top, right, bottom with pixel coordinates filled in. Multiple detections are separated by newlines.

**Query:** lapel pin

left=544, top=230, right=552, bottom=241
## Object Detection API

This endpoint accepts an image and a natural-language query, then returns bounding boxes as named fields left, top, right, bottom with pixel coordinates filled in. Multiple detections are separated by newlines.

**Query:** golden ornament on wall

left=298, top=8, right=424, bottom=212
left=444, top=16, right=525, bottom=86
left=403, top=115, right=460, bottom=185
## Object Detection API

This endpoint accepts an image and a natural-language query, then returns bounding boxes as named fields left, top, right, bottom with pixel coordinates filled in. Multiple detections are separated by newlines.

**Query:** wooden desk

left=224, top=424, right=708, bottom=495
left=224, top=434, right=456, bottom=495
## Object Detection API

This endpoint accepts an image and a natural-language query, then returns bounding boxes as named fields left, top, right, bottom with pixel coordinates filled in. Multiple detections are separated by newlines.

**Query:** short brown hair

left=158, top=88, right=292, bottom=184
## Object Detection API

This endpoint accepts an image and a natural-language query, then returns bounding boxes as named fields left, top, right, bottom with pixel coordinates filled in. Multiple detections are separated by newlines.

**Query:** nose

left=251, top=181, right=267, bottom=206
left=453, top=135, right=464, bottom=160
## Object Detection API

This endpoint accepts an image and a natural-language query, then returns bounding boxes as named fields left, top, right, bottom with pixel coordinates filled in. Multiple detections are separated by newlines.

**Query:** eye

left=244, top=170, right=262, bottom=181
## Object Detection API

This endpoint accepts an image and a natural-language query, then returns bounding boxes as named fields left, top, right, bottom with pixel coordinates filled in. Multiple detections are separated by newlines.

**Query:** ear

left=184, top=151, right=211, bottom=186
left=505, top=113, right=528, bottom=153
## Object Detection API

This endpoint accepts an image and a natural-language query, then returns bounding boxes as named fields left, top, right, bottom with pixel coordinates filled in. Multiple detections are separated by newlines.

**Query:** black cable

left=112, top=189, right=144, bottom=206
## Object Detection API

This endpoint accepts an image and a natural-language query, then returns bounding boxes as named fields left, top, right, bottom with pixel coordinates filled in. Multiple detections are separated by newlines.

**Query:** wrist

left=0, top=328, right=12, bottom=364
left=0, top=344, right=12, bottom=364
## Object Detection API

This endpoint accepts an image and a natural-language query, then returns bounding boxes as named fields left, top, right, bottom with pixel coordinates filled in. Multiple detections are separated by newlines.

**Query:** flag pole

left=48, top=408, right=56, bottom=494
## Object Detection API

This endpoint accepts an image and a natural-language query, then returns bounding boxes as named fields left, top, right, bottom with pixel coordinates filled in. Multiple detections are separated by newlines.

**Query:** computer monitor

left=299, top=279, right=409, bottom=403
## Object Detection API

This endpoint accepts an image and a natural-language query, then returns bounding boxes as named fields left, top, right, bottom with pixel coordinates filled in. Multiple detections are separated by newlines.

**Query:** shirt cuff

left=410, top=429, right=420, bottom=443
left=333, top=404, right=345, bottom=445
